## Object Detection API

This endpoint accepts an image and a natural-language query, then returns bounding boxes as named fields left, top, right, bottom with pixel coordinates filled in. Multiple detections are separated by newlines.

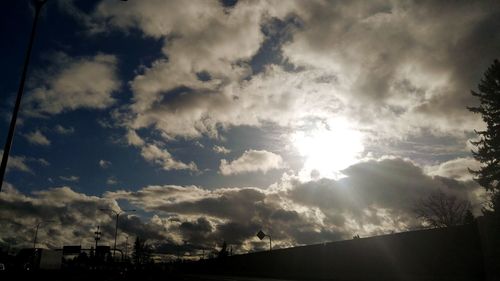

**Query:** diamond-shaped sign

left=257, top=230, right=266, bottom=240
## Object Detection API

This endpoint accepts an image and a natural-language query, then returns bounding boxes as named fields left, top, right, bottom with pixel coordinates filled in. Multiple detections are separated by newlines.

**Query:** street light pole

left=113, top=212, right=120, bottom=258
left=100, top=208, right=135, bottom=259
left=33, top=223, right=40, bottom=249
left=125, top=235, right=129, bottom=261
left=0, top=0, right=48, bottom=192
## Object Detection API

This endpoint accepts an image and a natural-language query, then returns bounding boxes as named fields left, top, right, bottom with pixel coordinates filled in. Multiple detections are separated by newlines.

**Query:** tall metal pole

left=0, top=0, right=47, bottom=192
left=100, top=208, right=135, bottom=259
left=33, top=222, right=40, bottom=249
left=124, top=235, right=128, bottom=261
left=113, top=212, right=120, bottom=259
left=33, top=219, right=53, bottom=248
left=94, top=225, right=101, bottom=249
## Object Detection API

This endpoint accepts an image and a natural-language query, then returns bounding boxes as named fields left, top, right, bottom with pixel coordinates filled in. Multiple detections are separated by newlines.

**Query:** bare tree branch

left=413, top=191, right=471, bottom=228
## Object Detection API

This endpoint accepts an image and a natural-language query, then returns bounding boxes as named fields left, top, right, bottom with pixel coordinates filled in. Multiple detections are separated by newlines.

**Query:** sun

left=292, top=119, right=364, bottom=180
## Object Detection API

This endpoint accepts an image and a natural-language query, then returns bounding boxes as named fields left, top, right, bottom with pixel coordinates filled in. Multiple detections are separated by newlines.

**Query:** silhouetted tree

left=217, top=241, right=228, bottom=258
left=132, top=237, right=151, bottom=265
left=463, top=209, right=476, bottom=225
left=89, top=246, right=95, bottom=260
left=468, top=59, right=500, bottom=213
left=413, top=191, right=471, bottom=228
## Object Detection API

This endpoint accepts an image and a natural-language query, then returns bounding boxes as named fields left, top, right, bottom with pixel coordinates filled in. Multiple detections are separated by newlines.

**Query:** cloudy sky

left=0, top=0, right=498, bottom=257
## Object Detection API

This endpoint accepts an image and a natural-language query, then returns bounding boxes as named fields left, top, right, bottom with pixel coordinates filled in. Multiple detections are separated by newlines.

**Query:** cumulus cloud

left=426, top=157, right=481, bottom=182
left=24, top=130, right=51, bottom=146
left=0, top=185, right=178, bottom=251
left=281, top=1, right=500, bottom=137
left=0, top=151, right=32, bottom=173
left=36, top=158, right=50, bottom=167
left=48, top=1, right=500, bottom=187
left=59, top=175, right=79, bottom=182
left=54, top=124, right=75, bottom=135
left=219, top=149, right=284, bottom=175
left=0, top=186, right=118, bottom=249
left=0, top=157, right=486, bottom=254
left=6, top=0, right=496, bottom=256
left=286, top=158, right=483, bottom=235
left=125, top=130, right=145, bottom=147
left=52, top=0, right=498, bottom=177
left=213, top=145, right=231, bottom=154
left=25, top=52, right=120, bottom=116
left=105, top=184, right=337, bottom=248
left=81, top=0, right=310, bottom=141
left=99, top=159, right=112, bottom=169
left=106, top=176, right=118, bottom=185
left=140, top=143, right=198, bottom=172
left=74, top=1, right=498, bottom=154
left=104, top=157, right=484, bottom=249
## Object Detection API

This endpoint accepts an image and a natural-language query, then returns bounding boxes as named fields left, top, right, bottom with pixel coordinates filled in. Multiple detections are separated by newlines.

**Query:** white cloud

left=126, top=65, right=343, bottom=140
left=107, top=176, right=118, bottom=185
left=219, top=149, right=283, bottom=175
left=54, top=124, right=75, bottom=135
left=126, top=130, right=145, bottom=147
left=25, top=53, right=120, bottom=116
left=0, top=151, right=32, bottom=173
left=24, top=130, right=51, bottom=146
left=99, top=159, right=112, bottom=169
left=92, top=0, right=497, bottom=146
left=140, top=143, right=198, bottom=172
left=87, top=1, right=309, bottom=141
left=426, top=157, right=480, bottom=182
left=213, top=145, right=231, bottom=154
left=280, top=1, right=499, bottom=138
left=59, top=175, right=79, bottom=182
left=37, top=158, right=50, bottom=166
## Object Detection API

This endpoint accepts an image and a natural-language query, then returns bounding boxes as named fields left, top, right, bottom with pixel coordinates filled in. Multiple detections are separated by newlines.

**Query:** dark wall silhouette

left=191, top=224, right=486, bottom=281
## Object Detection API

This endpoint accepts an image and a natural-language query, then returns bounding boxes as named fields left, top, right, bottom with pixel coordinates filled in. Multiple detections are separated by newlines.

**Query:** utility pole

left=33, top=220, right=53, bottom=249
left=94, top=225, right=101, bottom=249
left=0, top=0, right=47, bottom=192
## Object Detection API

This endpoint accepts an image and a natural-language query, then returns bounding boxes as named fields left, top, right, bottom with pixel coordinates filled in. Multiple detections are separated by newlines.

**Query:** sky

left=0, top=0, right=498, bottom=258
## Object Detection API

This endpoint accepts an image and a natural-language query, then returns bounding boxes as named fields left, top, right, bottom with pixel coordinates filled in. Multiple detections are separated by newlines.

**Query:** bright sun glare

left=292, top=119, right=364, bottom=180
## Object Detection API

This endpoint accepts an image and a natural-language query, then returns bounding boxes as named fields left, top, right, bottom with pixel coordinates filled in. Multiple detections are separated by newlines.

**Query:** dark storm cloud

left=211, top=221, right=260, bottom=245
left=178, top=217, right=213, bottom=244
left=104, top=157, right=483, bottom=249
left=288, top=158, right=483, bottom=231
left=0, top=186, right=118, bottom=248
left=116, top=215, right=166, bottom=241
left=0, top=156, right=485, bottom=253
left=106, top=185, right=347, bottom=248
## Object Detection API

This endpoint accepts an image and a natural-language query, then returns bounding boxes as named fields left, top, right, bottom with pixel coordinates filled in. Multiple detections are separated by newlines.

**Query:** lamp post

left=33, top=220, right=54, bottom=249
left=124, top=235, right=129, bottom=261
left=256, top=230, right=272, bottom=251
left=0, top=0, right=48, bottom=192
left=100, top=208, right=135, bottom=259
